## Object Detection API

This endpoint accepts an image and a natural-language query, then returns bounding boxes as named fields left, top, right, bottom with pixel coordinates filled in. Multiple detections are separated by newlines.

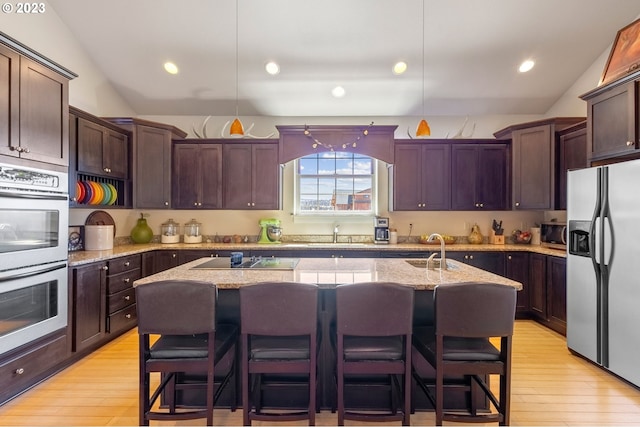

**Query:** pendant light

left=230, top=0, right=244, bottom=136
left=416, top=0, right=431, bottom=137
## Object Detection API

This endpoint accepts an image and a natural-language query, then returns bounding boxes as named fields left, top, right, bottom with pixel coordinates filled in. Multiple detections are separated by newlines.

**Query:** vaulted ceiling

left=49, top=0, right=640, bottom=117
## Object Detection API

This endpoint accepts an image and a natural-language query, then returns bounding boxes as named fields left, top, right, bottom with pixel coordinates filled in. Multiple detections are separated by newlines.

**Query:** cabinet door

left=477, top=145, right=508, bottom=210
left=251, top=144, right=279, bottom=209
left=505, top=252, right=530, bottom=315
left=557, top=124, right=587, bottom=210
left=19, top=56, right=69, bottom=167
left=393, top=144, right=423, bottom=210
left=451, top=145, right=478, bottom=210
left=528, top=253, right=547, bottom=320
left=447, top=252, right=504, bottom=276
left=512, top=125, right=552, bottom=210
left=587, top=80, right=638, bottom=161
left=71, top=262, right=107, bottom=352
left=135, top=125, right=172, bottom=209
left=0, top=44, right=19, bottom=157
left=200, top=144, right=223, bottom=209
left=103, top=129, right=128, bottom=179
left=223, top=144, right=252, bottom=209
left=172, top=144, right=201, bottom=208
left=77, top=118, right=106, bottom=175
left=546, top=256, right=567, bottom=335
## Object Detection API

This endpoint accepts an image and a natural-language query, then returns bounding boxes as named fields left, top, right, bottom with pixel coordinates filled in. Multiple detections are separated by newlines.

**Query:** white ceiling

left=49, top=0, right=640, bottom=117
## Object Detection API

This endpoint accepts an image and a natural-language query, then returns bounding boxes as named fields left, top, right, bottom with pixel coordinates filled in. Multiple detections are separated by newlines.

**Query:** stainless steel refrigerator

left=567, top=159, right=640, bottom=388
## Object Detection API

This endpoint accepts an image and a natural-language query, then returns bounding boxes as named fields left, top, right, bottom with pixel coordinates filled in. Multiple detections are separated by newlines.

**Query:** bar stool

left=412, top=282, right=516, bottom=425
left=135, top=280, right=238, bottom=426
left=335, top=282, right=414, bottom=425
left=239, top=281, right=319, bottom=426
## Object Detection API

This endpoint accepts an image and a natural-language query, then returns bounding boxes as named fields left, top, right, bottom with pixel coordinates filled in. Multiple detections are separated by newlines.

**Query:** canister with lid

left=184, top=218, right=203, bottom=244
left=161, top=218, right=181, bottom=244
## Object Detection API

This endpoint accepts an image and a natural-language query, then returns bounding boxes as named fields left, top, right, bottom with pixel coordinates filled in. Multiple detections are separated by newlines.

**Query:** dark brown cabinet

left=76, top=117, right=129, bottom=179
left=223, top=142, right=280, bottom=210
left=105, top=255, right=140, bottom=335
left=172, top=142, right=223, bottom=209
left=142, top=250, right=179, bottom=276
left=393, top=142, right=451, bottom=211
left=556, top=121, right=587, bottom=209
left=451, top=143, right=508, bottom=210
left=71, top=261, right=107, bottom=352
left=447, top=251, right=505, bottom=276
left=494, top=117, right=585, bottom=210
left=103, top=118, right=188, bottom=209
left=505, top=252, right=530, bottom=316
left=529, top=253, right=566, bottom=335
left=581, top=78, right=640, bottom=163
left=0, top=43, right=73, bottom=168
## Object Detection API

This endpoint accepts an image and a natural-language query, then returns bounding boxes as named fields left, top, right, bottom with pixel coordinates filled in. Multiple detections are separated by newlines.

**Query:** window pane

left=298, top=158, right=317, bottom=175
left=336, top=178, right=354, bottom=191
left=318, top=158, right=335, bottom=175
left=335, top=159, right=352, bottom=174
left=353, top=158, right=372, bottom=174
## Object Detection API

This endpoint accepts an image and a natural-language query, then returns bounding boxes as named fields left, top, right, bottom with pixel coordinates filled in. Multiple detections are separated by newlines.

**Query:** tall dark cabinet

left=172, top=142, right=223, bottom=209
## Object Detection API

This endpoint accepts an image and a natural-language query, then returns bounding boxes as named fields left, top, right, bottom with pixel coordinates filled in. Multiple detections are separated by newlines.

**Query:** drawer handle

left=124, top=278, right=130, bottom=283
left=626, top=140, right=634, bottom=147
left=124, top=261, right=130, bottom=267
left=125, top=314, right=132, bottom=319
left=15, top=368, right=25, bottom=375
left=124, top=295, right=131, bottom=301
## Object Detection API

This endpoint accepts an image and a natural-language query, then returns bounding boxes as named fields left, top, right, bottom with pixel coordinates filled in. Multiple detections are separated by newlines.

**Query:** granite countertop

left=133, top=257, right=523, bottom=291
left=68, top=242, right=565, bottom=267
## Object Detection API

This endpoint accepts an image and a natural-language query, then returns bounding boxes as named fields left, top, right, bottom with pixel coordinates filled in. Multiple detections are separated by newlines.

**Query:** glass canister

left=161, top=218, right=180, bottom=244
left=184, top=218, right=203, bottom=244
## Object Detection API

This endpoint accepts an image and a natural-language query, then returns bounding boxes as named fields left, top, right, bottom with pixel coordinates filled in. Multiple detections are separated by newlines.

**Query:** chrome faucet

left=333, top=224, right=340, bottom=243
left=426, top=233, right=447, bottom=270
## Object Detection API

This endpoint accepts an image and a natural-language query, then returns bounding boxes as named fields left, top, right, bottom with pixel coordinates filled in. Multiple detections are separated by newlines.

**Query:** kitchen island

left=133, top=257, right=521, bottom=412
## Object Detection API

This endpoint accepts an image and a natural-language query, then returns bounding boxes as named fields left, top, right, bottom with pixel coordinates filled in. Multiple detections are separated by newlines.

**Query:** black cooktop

left=191, top=257, right=300, bottom=271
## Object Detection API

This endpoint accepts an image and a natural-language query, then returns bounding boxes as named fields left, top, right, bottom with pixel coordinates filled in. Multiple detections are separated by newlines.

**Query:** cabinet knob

left=479, top=203, right=484, bottom=208
left=21, top=147, right=30, bottom=153
left=198, top=202, right=202, bottom=206
left=102, top=265, right=109, bottom=271
left=125, top=314, right=132, bottom=319
left=464, top=255, right=469, bottom=260
left=15, top=368, right=25, bottom=375
left=124, top=261, right=130, bottom=267
left=172, top=253, right=177, bottom=258
left=164, top=201, right=169, bottom=206
left=124, top=295, right=130, bottom=301
left=515, top=202, right=520, bottom=207
left=626, top=140, right=635, bottom=147
left=508, top=255, right=512, bottom=260
left=124, top=278, right=130, bottom=283
left=469, top=255, right=474, bottom=260
left=193, top=202, right=198, bottom=206
left=9, top=146, right=19, bottom=152
left=103, top=167, right=111, bottom=173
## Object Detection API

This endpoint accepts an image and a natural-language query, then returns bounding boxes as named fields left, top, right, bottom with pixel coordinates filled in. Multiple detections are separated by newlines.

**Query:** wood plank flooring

left=1, top=320, right=639, bottom=426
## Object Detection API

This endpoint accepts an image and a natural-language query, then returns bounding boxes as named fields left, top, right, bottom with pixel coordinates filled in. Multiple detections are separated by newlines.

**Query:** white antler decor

left=447, top=116, right=476, bottom=139
left=191, top=116, right=275, bottom=139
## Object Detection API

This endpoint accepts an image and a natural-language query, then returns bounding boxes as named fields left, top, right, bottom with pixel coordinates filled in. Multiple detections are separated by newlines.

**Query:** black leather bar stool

left=135, top=280, right=238, bottom=426
left=412, top=282, right=516, bottom=425
left=335, top=282, right=414, bottom=426
left=239, top=281, right=319, bottom=426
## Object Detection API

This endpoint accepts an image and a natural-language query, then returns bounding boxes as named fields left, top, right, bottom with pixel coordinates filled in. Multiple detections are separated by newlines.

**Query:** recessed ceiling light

left=265, top=61, right=280, bottom=75
left=164, top=62, right=179, bottom=74
left=393, top=61, right=407, bottom=75
left=332, top=86, right=346, bottom=98
left=519, top=59, right=535, bottom=73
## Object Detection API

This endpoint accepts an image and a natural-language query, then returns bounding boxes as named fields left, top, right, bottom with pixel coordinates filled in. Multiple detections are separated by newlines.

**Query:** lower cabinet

left=505, top=252, right=530, bottom=316
left=105, top=255, right=140, bottom=335
left=529, top=253, right=566, bottom=335
left=447, top=251, right=505, bottom=276
left=71, top=261, right=107, bottom=352
left=141, top=250, right=179, bottom=276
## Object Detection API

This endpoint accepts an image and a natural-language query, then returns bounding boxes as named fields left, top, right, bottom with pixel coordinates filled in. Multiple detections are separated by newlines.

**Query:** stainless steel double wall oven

left=0, top=163, right=69, bottom=355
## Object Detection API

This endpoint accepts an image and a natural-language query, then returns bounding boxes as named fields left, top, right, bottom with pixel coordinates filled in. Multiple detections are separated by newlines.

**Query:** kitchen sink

left=191, top=257, right=300, bottom=270
left=405, top=259, right=458, bottom=270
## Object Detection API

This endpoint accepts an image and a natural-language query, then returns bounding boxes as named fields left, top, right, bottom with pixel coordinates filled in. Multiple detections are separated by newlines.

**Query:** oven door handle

left=0, top=190, right=68, bottom=201
left=0, top=263, right=66, bottom=283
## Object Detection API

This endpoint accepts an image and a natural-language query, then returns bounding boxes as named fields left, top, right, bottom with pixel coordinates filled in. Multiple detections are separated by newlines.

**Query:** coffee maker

left=374, top=216, right=390, bottom=244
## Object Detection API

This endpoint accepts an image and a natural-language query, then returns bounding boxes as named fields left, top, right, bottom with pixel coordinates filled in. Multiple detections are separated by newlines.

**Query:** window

left=296, top=151, right=374, bottom=214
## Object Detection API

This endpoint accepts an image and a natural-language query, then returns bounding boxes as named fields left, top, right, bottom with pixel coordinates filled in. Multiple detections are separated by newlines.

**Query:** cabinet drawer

left=107, top=268, right=141, bottom=294
left=108, top=255, right=141, bottom=275
left=0, top=333, right=67, bottom=391
left=107, top=304, right=137, bottom=334
left=108, top=287, right=136, bottom=314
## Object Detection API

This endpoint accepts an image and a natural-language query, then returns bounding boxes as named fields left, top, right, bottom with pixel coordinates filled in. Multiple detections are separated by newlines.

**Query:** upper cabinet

left=223, top=141, right=280, bottom=210
left=581, top=76, right=640, bottom=164
left=451, top=142, right=509, bottom=211
left=556, top=121, right=587, bottom=210
left=0, top=37, right=76, bottom=169
left=393, top=142, right=450, bottom=211
left=494, top=117, right=585, bottom=210
left=172, top=142, right=223, bottom=209
left=103, top=117, right=187, bottom=209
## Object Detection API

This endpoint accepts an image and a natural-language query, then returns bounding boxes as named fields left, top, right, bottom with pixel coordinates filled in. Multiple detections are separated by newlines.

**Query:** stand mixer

left=258, top=218, right=282, bottom=244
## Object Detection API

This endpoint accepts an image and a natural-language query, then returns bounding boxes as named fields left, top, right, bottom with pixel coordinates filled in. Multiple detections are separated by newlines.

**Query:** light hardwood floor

left=1, top=320, right=639, bottom=426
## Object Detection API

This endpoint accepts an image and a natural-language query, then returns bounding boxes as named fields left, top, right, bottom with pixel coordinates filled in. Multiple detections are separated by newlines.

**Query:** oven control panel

left=0, top=164, right=64, bottom=192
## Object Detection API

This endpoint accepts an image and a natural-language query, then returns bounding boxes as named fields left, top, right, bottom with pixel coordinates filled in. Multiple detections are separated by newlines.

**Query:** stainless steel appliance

left=0, top=162, right=69, bottom=355
left=374, top=216, right=390, bottom=244
left=567, top=159, right=640, bottom=387
left=540, top=222, right=567, bottom=250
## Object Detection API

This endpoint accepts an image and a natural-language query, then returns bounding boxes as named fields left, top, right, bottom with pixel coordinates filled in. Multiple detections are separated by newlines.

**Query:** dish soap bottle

left=467, top=223, right=483, bottom=244
left=131, top=213, right=153, bottom=244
